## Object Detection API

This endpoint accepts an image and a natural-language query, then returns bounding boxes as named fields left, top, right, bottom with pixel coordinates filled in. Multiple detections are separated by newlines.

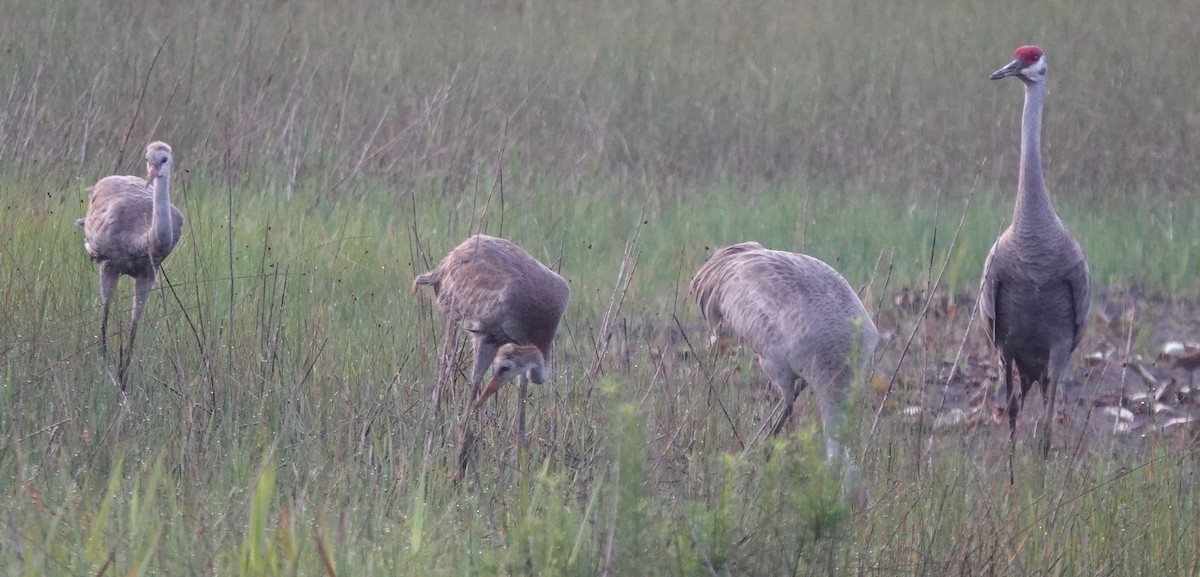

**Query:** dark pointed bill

left=990, top=59, right=1023, bottom=80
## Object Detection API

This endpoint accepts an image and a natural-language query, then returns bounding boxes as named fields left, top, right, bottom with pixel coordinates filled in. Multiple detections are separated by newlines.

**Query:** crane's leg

left=454, top=336, right=500, bottom=482
left=813, top=370, right=862, bottom=498
left=1041, top=347, right=1072, bottom=459
left=516, top=373, right=532, bottom=518
left=516, top=374, right=529, bottom=454
left=813, top=376, right=849, bottom=463
left=758, top=358, right=800, bottom=438
left=1004, top=357, right=1017, bottom=484
left=1041, top=379, right=1060, bottom=458
left=118, top=275, right=154, bottom=390
left=98, top=266, right=120, bottom=386
left=469, top=337, right=500, bottom=403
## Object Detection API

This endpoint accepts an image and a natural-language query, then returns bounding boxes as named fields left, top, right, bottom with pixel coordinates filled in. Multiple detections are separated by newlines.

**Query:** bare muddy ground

left=871, top=286, right=1200, bottom=456
left=577, top=285, right=1199, bottom=463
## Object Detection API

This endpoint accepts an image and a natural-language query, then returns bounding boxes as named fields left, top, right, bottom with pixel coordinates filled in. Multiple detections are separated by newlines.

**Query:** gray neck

left=149, top=169, right=174, bottom=259
left=1012, top=81, right=1057, bottom=230
left=527, top=361, right=546, bottom=385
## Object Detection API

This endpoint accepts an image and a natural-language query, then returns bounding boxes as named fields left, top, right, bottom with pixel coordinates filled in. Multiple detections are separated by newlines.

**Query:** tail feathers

left=74, top=218, right=85, bottom=227
left=412, top=271, right=438, bottom=293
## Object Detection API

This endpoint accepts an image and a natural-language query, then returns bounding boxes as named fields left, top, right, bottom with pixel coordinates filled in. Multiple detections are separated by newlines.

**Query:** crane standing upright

left=978, top=46, right=1091, bottom=470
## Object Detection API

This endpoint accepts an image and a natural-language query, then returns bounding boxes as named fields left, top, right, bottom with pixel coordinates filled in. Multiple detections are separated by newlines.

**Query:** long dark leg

left=100, top=301, right=113, bottom=369
left=454, top=390, right=477, bottom=484
left=118, top=275, right=154, bottom=389
left=455, top=337, right=500, bottom=481
left=759, top=359, right=800, bottom=438
left=769, top=399, right=795, bottom=436
left=516, top=374, right=531, bottom=522
left=1004, top=358, right=1017, bottom=484
left=516, top=375, right=529, bottom=451
left=98, top=267, right=120, bottom=386
left=1041, top=348, right=1071, bottom=460
left=1040, top=377, right=1056, bottom=459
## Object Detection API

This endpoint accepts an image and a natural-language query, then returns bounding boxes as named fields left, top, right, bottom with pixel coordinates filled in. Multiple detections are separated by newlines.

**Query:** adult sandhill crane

left=413, top=234, right=569, bottom=405
left=690, top=242, right=878, bottom=475
left=979, top=46, right=1090, bottom=465
left=76, top=141, right=183, bottom=389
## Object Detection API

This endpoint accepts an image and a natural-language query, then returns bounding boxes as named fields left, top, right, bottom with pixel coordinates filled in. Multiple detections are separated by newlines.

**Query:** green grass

left=2, top=0, right=1200, bottom=574
left=0, top=0, right=1197, bottom=195
left=3, top=172, right=1199, bottom=574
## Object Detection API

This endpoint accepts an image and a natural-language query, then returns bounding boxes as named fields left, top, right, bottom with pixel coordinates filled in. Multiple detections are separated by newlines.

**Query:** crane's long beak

left=990, top=59, right=1023, bottom=80
left=147, top=164, right=159, bottom=182
left=473, top=376, right=505, bottom=409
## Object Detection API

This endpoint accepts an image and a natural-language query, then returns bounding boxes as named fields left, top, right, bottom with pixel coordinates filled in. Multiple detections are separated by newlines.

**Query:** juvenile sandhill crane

left=413, top=234, right=569, bottom=405
left=979, top=46, right=1091, bottom=467
left=414, top=235, right=568, bottom=475
left=690, top=242, right=878, bottom=480
left=76, top=142, right=183, bottom=389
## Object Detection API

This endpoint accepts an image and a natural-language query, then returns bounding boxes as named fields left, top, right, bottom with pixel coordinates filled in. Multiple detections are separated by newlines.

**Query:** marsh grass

left=3, top=170, right=1198, bottom=574
left=2, top=0, right=1200, bottom=573
left=0, top=0, right=1198, bottom=196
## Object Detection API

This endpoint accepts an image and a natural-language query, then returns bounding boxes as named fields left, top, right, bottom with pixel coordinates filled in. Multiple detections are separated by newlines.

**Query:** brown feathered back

left=414, top=234, right=570, bottom=395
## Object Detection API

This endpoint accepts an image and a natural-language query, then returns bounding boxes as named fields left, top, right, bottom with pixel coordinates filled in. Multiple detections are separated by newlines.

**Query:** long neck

left=526, top=358, right=547, bottom=384
left=1012, top=81, right=1056, bottom=230
left=149, top=169, right=174, bottom=259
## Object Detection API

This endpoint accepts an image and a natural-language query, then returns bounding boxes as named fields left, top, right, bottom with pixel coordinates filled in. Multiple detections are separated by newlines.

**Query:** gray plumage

left=77, top=141, right=184, bottom=388
left=979, top=46, right=1091, bottom=460
left=413, top=234, right=569, bottom=403
left=689, top=242, right=878, bottom=465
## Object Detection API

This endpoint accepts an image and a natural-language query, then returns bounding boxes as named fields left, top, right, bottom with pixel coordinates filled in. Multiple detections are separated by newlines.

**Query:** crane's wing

left=1066, top=252, right=1090, bottom=353
left=977, top=241, right=1001, bottom=345
left=170, top=205, right=184, bottom=251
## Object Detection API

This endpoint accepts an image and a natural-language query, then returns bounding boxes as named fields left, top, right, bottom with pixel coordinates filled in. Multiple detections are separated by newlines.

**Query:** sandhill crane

left=413, top=234, right=569, bottom=405
left=76, top=141, right=183, bottom=389
left=979, top=46, right=1091, bottom=467
left=690, top=242, right=878, bottom=481
left=414, top=234, right=568, bottom=474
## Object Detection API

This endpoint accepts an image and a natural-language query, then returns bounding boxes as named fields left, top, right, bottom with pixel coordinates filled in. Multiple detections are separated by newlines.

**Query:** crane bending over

left=413, top=234, right=569, bottom=406
left=414, top=234, right=569, bottom=476
left=979, top=46, right=1090, bottom=467
left=690, top=242, right=877, bottom=476
left=77, top=141, right=183, bottom=389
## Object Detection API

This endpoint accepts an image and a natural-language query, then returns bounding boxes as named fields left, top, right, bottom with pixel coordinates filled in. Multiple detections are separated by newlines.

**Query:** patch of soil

left=872, top=286, right=1200, bottom=452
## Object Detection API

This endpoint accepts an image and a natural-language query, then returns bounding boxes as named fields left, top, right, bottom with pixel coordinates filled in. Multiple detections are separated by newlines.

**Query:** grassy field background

left=1, top=0, right=1199, bottom=574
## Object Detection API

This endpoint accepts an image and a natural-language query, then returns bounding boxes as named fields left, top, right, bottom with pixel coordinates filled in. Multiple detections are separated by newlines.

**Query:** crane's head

left=990, top=45, right=1047, bottom=84
left=473, top=344, right=546, bottom=408
left=145, top=141, right=173, bottom=181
